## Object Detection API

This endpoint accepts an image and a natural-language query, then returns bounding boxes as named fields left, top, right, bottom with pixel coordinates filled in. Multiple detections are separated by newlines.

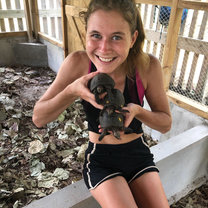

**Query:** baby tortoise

left=89, top=73, right=132, bottom=141
left=89, top=73, right=115, bottom=104
left=99, top=106, right=132, bottom=141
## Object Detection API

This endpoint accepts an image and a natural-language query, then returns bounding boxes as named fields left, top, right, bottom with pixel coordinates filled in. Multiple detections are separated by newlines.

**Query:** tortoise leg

left=113, top=130, right=121, bottom=140
left=98, top=129, right=108, bottom=141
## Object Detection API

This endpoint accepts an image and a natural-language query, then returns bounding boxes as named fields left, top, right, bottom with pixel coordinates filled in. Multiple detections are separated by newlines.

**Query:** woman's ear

left=130, top=30, right=138, bottom=48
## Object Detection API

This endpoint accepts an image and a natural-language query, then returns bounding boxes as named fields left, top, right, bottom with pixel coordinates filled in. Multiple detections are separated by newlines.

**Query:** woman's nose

left=99, top=39, right=111, bottom=52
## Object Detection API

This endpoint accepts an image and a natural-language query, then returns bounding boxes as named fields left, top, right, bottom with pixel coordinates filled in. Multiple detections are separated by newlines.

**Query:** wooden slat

left=162, top=0, right=184, bottom=90
left=61, top=0, right=68, bottom=57
left=15, top=0, right=24, bottom=31
left=0, top=10, right=25, bottom=18
left=30, top=0, right=40, bottom=40
left=0, top=31, right=27, bottom=37
left=143, top=4, right=148, bottom=28
left=178, top=51, right=189, bottom=88
left=170, top=48, right=180, bottom=85
left=186, top=53, right=199, bottom=91
left=198, top=11, right=208, bottom=40
left=5, top=0, right=15, bottom=31
left=65, top=5, right=87, bottom=18
left=195, top=55, right=208, bottom=100
left=178, top=0, right=208, bottom=11
left=0, top=0, right=6, bottom=32
left=38, top=31, right=63, bottom=48
left=23, top=0, right=33, bottom=41
left=135, top=0, right=172, bottom=6
left=58, top=16, right=63, bottom=41
left=167, top=90, right=208, bottom=119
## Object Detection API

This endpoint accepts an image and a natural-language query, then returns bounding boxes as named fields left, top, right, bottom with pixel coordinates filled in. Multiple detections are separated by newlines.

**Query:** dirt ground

left=0, top=66, right=207, bottom=208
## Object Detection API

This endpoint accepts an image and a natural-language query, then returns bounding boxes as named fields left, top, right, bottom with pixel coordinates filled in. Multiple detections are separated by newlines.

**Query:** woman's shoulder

left=148, top=54, right=161, bottom=69
left=60, top=51, right=90, bottom=75
left=64, top=51, right=89, bottom=67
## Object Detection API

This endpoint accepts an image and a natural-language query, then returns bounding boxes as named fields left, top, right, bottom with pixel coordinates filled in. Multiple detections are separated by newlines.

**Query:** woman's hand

left=123, top=103, right=139, bottom=127
left=69, top=71, right=103, bottom=110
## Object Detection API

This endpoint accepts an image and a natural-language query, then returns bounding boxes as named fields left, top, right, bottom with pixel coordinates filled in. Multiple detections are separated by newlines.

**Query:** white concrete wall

left=143, top=99, right=208, bottom=142
left=0, top=36, right=28, bottom=66
left=24, top=125, right=208, bottom=208
left=39, top=38, right=64, bottom=73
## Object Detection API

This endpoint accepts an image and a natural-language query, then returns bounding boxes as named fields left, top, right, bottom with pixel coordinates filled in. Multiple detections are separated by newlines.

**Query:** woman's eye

left=91, top=34, right=101, bottom=39
left=112, top=36, right=122, bottom=41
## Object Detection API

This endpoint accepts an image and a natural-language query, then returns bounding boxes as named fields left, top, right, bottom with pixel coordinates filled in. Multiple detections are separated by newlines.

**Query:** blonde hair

left=81, top=0, right=150, bottom=77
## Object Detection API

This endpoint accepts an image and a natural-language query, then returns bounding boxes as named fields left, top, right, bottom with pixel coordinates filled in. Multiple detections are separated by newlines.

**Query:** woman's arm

left=125, top=55, right=172, bottom=133
left=32, top=51, right=100, bottom=128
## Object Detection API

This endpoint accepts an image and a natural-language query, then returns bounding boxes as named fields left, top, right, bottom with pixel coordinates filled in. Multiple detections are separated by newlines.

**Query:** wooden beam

left=178, top=0, right=208, bottom=11
left=167, top=90, right=208, bottom=119
left=23, top=0, right=33, bottom=42
left=0, top=10, right=24, bottom=18
left=65, top=5, right=87, bottom=18
left=0, top=31, right=27, bottom=38
left=162, top=0, right=183, bottom=90
left=30, top=0, right=40, bottom=40
left=38, top=32, right=63, bottom=48
left=135, top=0, right=172, bottom=6
left=61, top=0, right=68, bottom=57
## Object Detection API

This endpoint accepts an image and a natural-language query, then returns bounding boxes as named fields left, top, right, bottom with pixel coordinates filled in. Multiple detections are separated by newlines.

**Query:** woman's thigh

left=129, top=172, right=170, bottom=208
left=90, top=176, right=138, bottom=208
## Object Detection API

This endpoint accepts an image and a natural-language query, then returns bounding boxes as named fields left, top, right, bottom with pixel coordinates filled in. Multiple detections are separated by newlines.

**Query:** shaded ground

left=0, top=66, right=207, bottom=208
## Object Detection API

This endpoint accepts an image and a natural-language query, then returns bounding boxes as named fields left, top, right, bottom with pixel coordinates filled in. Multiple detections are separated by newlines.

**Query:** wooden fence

left=0, top=0, right=62, bottom=45
left=0, top=0, right=208, bottom=119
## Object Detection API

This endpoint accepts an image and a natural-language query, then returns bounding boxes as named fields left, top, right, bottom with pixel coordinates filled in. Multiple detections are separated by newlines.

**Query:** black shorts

left=82, top=136, right=159, bottom=190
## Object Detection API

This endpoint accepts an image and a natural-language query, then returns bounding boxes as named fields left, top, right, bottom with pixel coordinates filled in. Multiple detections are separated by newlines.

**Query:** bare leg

left=90, top=176, right=138, bottom=208
left=129, top=172, right=170, bottom=208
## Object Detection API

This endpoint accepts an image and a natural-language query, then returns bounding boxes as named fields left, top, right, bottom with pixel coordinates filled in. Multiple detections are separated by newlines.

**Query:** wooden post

left=30, top=0, right=40, bottom=40
left=61, top=0, right=69, bottom=57
left=162, top=0, right=183, bottom=90
left=23, top=0, right=33, bottom=42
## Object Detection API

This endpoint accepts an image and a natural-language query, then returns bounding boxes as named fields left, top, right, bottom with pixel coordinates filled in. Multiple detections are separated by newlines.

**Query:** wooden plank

left=38, top=31, right=63, bottom=48
left=143, top=4, right=148, bottom=27
left=198, top=11, right=207, bottom=40
left=30, top=0, right=40, bottom=39
left=15, top=0, right=24, bottom=31
left=135, top=0, right=172, bottom=6
left=162, top=0, right=183, bottom=90
left=178, top=0, right=208, bottom=11
left=0, top=31, right=27, bottom=38
left=50, top=17, right=56, bottom=38
left=0, top=0, right=6, bottom=32
left=38, top=9, right=62, bottom=17
left=167, top=90, right=208, bottom=119
left=23, top=0, right=33, bottom=41
left=58, top=16, right=63, bottom=41
left=188, top=10, right=198, bottom=38
left=178, top=51, right=189, bottom=88
left=186, top=53, right=199, bottom=91
left=61, top=0, right=68, bottom=57
left=195, top=55, right=208, bottom=101
left=5, top=0, right=15, bottom=32
left=65, top=5, right=87, bottom=18
left=0, top=10, right=25, bottom=18
left=170, top=48, right=180, bottom=85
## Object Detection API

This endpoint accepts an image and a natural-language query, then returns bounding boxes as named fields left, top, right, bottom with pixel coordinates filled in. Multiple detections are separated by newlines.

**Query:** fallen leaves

left=0, top=66, right=86, bottom=207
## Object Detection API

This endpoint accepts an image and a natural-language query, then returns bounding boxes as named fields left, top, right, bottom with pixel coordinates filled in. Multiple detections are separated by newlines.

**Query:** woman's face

left=86, top=9, right=138, bottom=74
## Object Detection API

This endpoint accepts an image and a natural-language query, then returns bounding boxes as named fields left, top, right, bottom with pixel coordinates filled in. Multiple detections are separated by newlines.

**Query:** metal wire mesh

left=139, top=4, right=208, bottom=107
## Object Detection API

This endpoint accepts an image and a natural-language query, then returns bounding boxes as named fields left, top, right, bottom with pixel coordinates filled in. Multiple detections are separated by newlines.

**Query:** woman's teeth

left=99, top=56, right=114, bottom=62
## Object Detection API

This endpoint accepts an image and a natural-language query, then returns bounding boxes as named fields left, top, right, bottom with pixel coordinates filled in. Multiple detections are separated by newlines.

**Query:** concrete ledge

left=14, top=43, right=48, bottom=67
left=24, top=125, right=208, bottom=208
left=151, top=124, right=208, bottom=204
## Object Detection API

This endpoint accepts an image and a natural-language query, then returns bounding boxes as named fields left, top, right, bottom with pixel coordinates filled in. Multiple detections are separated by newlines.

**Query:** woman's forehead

left=87, top=10, right=131, bottom=33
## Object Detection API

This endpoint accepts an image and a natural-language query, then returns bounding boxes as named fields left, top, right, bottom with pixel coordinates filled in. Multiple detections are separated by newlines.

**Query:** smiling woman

left=32, top=0, right=172, bottom=207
